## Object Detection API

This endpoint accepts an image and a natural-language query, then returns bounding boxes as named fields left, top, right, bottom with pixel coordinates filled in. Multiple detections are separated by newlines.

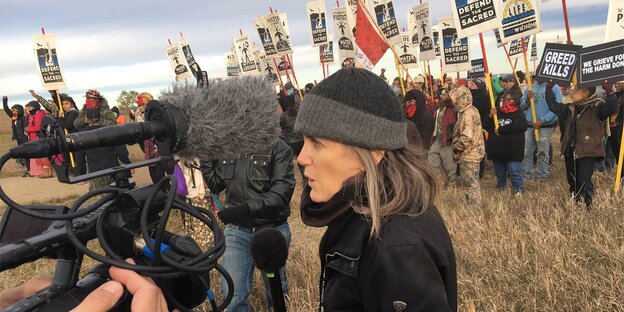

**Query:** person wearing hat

left=73, top=89, right=117, bottom=131
left=546, top=81, right=618, bottom=208
left=25, top=100, right=54, bottom=178
left=404, top=88, right=433, bottom=149
left=28, top=89, right=60, bottom=116
left=295, top=68, right=456, bottom=311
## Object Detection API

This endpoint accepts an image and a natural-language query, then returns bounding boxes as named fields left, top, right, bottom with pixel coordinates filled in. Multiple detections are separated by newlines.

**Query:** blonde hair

left=351, top=145, right=438, bottom=239
left=138, top=92, right=153, bottom=102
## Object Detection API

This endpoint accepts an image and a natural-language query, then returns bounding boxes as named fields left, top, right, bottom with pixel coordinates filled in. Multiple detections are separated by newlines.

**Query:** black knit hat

left=294, top=68, right=407, bottom=150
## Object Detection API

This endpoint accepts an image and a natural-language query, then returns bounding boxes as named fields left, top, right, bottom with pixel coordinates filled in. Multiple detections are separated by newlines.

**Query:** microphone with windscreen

left=250, top=227, right=289, bottom=312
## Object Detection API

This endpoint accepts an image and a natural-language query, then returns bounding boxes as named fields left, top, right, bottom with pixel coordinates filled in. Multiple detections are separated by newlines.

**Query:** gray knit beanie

left=294, top=68, right=407, bottom=150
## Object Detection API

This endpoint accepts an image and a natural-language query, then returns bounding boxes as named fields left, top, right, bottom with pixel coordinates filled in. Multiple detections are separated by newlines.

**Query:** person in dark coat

left=547, top=81, right=619, bottom=208
left=404, top=89, right=434, bottom=149
left=468, top=78, right=491, bottom=178
left=485, top=87, right=528, bottom=193
left=295, top=68, right=456, bottom=311
left=3, top=99, right=30, bottom=176
left=279, top=95, right=306, bottom=186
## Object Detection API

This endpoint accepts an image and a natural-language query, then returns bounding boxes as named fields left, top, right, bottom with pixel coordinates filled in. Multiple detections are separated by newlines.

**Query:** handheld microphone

left=8, top=76, right=281, bottom=162
left=250, top=227, right=289, bottom=312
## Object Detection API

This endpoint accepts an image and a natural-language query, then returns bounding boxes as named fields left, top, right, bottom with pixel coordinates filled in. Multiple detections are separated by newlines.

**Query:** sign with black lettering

left=497, top=0, right=542, bottom=44
left=372, top=0, right=401, bottom=45
left=226, top=50, right=241, bottom=77
left=396, top=32, right=419, bottom=68
left=332, top=7, right=356, bottom=68
left=320, top=38, right=335, bottom=64
left=233, top=35, right=259, bottom=76
left=508, top=36, right=531, bottom=60
left=605, top=0, right=624, bottom=42
left=259, top=52, right=280, bottom=86
left=180, top=36, right=200, bottom=79
left=254, top=17, right=278, bottom=59
left=264, top=13, right=293, bottom=55
left=535, top=42, right=582, bottom=87
left=166, top=41, right=193, bottom=81
left=440, top=16, right=472, bottom=72
left=307, top=0, right=328, bottom=46
left=410, top=3, right=436, bottom=61
left=468, top=58, right=485, bottom=78
left=33, top=33, right=66, bottom=90
left=451, top=0, right=501, bottom=39
left=577, top=39, right=624, bottom=89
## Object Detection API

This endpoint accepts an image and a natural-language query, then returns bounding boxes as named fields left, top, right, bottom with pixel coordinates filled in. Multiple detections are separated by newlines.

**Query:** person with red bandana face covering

left=484, top=87, right=528, bottom=194
left=404, top=89, right=433, bottom=149
left=73, top=90, right=117, bottom=131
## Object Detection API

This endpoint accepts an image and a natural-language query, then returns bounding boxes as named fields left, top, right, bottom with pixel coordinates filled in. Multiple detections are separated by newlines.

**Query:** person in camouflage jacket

left=451, top=86, right=485, bottom=207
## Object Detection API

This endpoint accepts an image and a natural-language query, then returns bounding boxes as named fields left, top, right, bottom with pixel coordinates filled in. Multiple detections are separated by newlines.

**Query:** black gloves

left=218, top=203, right=251, bottom=225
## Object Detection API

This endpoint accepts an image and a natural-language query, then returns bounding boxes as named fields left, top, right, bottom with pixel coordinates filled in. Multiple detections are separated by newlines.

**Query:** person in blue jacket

left=521, top=78, right=562, bottom=181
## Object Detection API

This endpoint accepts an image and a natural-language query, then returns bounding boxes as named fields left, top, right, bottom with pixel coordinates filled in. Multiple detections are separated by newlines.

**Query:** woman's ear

left=371, top=150, right=386, bottom=165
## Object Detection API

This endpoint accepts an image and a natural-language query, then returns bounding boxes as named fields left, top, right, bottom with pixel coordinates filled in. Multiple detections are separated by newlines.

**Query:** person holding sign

left=546, top=81, right=618, bottom=208
left=520, top=78, right=561, bottom=181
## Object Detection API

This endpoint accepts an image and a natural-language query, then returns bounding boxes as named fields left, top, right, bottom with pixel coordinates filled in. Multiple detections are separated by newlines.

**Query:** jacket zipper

left=320, top=252, right=360, bottom=312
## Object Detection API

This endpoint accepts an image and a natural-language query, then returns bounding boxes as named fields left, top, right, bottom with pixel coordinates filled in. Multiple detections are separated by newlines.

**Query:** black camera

left=0, top=101, right=232, bottom=311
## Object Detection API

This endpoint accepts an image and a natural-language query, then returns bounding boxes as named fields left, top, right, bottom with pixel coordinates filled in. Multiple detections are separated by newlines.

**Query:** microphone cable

left=0, top=152, right=233, bottom=311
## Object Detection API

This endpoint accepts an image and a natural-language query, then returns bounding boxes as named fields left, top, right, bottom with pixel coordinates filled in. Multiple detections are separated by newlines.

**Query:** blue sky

left=0, top=0, right=610, bottom=107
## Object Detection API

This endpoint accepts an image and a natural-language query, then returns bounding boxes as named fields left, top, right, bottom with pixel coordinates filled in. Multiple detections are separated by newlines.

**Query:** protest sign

left=346, top=0, right=368, bottom=37
left=535, top=42, right=581, bottom=86
left=233, top=35, right=259, bottom=76
left=440, top=17, right=472, bottom=72
left=307, top=0, right=328, bottom=46
left=530, top=35, right=538, bottom=61
left=371, top=0, right=401, bottom=44
left=605, top=0, right=624, bottom=41
left=411, top=3, right=436, bottom=61
left=180, top=36, right=200, bottom=78
left=396, top=32, right=419, bottom=68
left=508, top=36, right=531, bottom=60
left=259, top=52, right=280, bottom=86
left=577, top=40, right=624, bottom=89
left=33, top=33, right=66, bottom=90
left=166, top=42, right=193, bottom=81
left=493, top=29, right=505, bottom=47
left=320, top=37, right=335, bottom=64
left=433, top=25, right=442, bottom=58
left=226, top=50, right=241, bottom=77
left=277, top=55, right=293, bottom=76
left=264, top=12, right=293, bottom=55
left=450, top=0, right=501, bottom=39
left=468, top=58, right=485, bottom=78
left=254, top=17, right=279, bottom=59
left=497, top=0, right=542, bottom=44
left=332, top=7, right=356, bottom=68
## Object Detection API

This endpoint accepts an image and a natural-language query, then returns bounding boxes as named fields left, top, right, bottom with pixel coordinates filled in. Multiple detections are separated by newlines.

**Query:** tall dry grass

left=1, top=148, right=623, bottom=311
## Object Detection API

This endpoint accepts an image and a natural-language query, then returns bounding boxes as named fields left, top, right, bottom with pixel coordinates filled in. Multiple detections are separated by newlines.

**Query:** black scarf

left=300, top=181, right=361, bottom=228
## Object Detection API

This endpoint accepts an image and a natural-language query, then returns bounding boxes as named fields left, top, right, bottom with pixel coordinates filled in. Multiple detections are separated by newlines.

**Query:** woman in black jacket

left=294, top=68, right=456, bottom=311
left=3, top=98, right=30, bottom=176
left=485, top=87, right=527, bottom=193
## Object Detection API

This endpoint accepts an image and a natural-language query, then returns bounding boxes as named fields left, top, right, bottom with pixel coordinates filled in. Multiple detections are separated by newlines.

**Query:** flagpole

left=502, top=45, right=521, bottom=85
left=41, top=27, right=75, bottom=168
left=273, top=58, right=286, bottom=92
left=321, top=46, right=327, bottom=79
left=561, top=0, right=573, bottom=45
left=521, top=38, right=540, bottom=141
left=478, top=33, right=499, bottom=129
left=357, top=0, right=412, bottom=82
left=426, top=61, right=434, bottom=99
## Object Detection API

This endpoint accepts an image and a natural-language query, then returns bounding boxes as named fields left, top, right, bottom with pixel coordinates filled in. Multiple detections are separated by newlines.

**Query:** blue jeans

left=522, top=127, right=554, bottom=180
left=221, top=223, right=291, bottom=312
left=493, top=160, right=523, bottom=192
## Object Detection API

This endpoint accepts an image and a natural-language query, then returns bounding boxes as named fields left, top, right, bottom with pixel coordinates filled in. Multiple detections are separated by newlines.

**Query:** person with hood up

left=485, top=87, right=528, bottom=194
left=404, top=89, right=433, bottom=149
left=3, top=99, right=29, bottom=176
left=546, top=81, right=618, bottom=208
left=451, top=86, right=485, bottom=207
left=429, top=89, right=458, bottom=184
left=25, top=101, right=53, bottom=178
left=467, top=77, right=491, bottom=178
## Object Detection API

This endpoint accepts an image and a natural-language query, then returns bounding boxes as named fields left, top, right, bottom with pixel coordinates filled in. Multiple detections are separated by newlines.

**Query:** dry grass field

left=0, top=131, right=623, bottom=311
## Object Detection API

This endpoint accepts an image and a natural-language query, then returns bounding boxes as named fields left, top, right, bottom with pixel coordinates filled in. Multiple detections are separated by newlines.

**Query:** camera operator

left=0, top=259, right=168, bottom=312
left=201, top=139, right=295, bottom=312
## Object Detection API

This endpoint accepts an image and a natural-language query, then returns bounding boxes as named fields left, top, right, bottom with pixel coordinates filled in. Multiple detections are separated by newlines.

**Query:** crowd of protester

left=2, top=66, right=623, bottom=311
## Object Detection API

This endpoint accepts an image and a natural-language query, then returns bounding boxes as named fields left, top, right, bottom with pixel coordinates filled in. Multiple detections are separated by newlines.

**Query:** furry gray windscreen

left=160, top=76, right=281, bottom=161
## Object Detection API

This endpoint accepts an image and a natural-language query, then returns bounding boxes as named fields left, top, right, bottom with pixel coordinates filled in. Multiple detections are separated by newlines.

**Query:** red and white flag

left=354, top=0, right=388, bottom=69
